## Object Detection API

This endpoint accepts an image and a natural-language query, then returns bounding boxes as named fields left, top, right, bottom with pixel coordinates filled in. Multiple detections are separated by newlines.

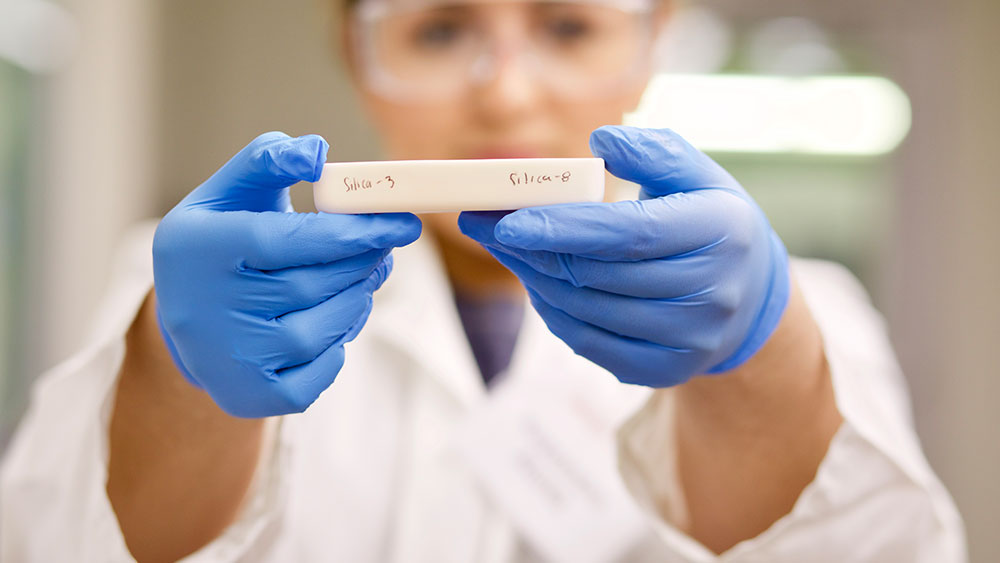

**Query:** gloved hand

left=458, top=126, right=789, bottom=387
left=153, top=132, right=422, bottom=417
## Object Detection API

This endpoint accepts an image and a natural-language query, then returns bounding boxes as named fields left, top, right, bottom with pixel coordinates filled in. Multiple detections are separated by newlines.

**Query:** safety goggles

left=350, top=0, right=659, bottom=103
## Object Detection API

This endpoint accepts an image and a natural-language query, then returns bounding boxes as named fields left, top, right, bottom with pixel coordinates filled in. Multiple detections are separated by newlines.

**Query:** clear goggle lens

left=353, top=0, right=657, bottom=102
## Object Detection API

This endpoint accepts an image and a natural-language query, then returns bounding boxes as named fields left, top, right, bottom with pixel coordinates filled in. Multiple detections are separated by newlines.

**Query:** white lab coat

left=1, top=221, right=966, bottom=562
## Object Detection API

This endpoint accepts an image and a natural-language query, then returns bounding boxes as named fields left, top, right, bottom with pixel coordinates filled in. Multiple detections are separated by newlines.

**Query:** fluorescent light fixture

left=625, top=74, right=912, bottom=156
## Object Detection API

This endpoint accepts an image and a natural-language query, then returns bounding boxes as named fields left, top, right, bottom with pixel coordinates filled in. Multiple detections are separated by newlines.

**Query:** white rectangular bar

left=313, top=158, right=605, bottom=214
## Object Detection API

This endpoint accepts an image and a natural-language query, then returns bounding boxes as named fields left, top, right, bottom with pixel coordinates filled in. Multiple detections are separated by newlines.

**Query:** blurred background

left=1, top=0, right=997, bottom=559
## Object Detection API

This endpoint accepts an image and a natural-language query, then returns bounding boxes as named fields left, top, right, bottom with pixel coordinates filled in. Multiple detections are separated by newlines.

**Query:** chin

left=421, top=212, right=495, bottom=259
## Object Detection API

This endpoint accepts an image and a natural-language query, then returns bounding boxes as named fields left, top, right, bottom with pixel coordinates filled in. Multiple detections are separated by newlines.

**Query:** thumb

left=588, top=126, right=738, bottom=198
left=182, top=132, right=329, bottom=212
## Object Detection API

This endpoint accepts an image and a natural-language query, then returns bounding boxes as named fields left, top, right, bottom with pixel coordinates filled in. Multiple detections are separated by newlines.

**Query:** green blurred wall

left=0, top=62, right=31, bottom=444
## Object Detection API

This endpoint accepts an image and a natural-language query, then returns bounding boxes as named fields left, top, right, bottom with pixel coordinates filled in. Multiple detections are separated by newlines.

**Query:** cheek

left=553, top=85, right=649, bottom=156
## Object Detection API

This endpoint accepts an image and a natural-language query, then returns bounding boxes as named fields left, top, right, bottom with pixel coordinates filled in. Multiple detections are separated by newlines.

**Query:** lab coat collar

left=363, top=232, right=491, bottom=408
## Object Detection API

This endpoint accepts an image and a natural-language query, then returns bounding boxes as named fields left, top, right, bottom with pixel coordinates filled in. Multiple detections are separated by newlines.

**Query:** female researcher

left=1, top=0, right=964, bottom=561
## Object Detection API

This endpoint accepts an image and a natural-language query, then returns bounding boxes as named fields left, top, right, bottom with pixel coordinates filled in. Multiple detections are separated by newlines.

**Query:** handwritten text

left=344, top=175, right=395, bottom=192
left=509, top=171, right=572, bottom=187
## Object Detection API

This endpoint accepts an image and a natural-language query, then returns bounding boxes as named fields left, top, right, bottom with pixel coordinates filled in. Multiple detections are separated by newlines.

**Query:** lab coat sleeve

left=0, top=221, right=287, bottom=563
left=615, top=258, right=967, bottom=562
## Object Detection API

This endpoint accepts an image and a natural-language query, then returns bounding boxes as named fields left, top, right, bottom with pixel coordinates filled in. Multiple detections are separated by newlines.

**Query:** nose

left=470, top=44, right=544, bottom=126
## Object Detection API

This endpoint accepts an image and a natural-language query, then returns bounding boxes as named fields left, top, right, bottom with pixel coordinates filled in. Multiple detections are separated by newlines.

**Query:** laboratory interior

left=1, top=0, right=997, bottom=560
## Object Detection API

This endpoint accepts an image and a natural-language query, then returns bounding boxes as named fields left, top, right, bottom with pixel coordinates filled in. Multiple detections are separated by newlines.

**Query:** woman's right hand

left=152, top=132, right=422, bottom=417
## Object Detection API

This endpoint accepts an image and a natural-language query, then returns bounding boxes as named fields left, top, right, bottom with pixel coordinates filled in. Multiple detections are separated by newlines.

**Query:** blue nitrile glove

left=153, top=132, right=422, bottom=417
left=458, top=126, right=789, bottom=387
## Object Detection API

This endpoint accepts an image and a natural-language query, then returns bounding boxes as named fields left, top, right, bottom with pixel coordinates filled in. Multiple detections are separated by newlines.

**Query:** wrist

left=708, top=230, right=791, bottom=374
left=674, top=276, right=839, bottom=432
left=120, top=289, right=263, bottom=423
left=154, top=293, right=203, bottom=389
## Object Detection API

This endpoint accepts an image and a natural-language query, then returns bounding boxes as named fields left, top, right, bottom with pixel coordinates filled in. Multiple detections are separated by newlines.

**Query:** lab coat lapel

left=361, top=236, right=507, bottom=563
left=365, top=234, right=487, bottom=409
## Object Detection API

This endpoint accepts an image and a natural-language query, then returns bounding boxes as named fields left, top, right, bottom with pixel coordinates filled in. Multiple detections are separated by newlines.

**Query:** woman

left=1, top=0, right=964, bottom=561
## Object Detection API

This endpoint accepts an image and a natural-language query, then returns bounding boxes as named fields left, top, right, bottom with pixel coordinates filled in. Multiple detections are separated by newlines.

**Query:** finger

left=237, top=249, right=391, bottom=314
left=491, top=190, right=743, bottom=260
left=264, top=261, right=389, bottom=368
left=268, top=344, right=347, bottom=415
left=461, top=211, right=717, bottom=298
left=182, top=132, right=329, bottom=212
left=588, top=126, right=737, bottom=198
left=457, top=210, right=505, bottom=238
left=526, top=288, right=699, bottom=387
left=210, top=210, right=421, bottom=269
left=487, top=248, right=728, bottom=350
left=338, top=289, right=376, bottom=345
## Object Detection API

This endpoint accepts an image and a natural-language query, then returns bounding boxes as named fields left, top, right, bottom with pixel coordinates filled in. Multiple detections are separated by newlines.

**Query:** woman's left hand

left=459, top=126, right=790, bottom=387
